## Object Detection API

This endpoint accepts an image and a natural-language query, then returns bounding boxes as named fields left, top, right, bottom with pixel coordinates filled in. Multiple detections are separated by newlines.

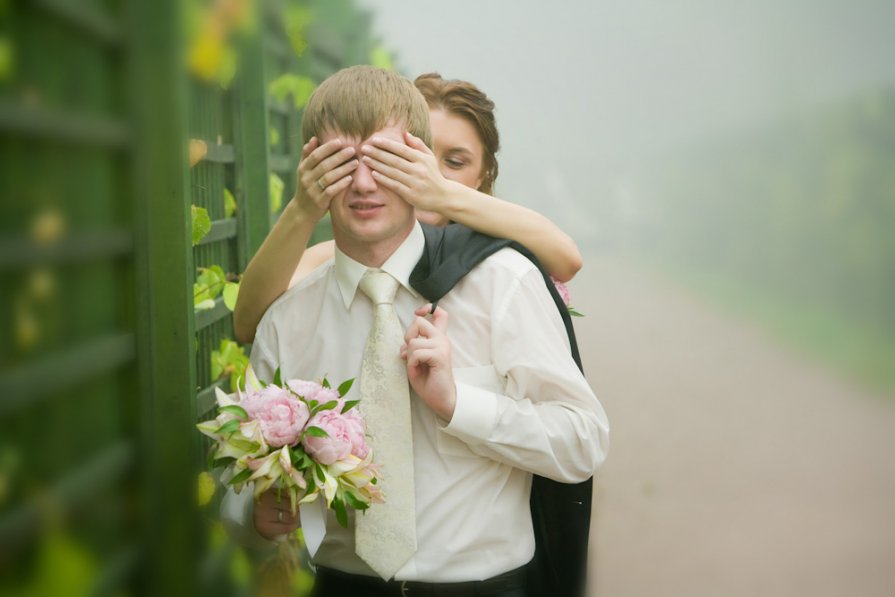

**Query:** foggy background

left=358, top=1, right=895, bottom=595
left=359, top=0, right=895, bottom=245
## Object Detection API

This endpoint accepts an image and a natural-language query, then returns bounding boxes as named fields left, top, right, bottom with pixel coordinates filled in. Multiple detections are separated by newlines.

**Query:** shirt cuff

left=442, top=381, right=499, bottom=445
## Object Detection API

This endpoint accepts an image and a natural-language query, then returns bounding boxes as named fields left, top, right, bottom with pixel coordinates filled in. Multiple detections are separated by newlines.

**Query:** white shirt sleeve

left=443, top=266, right=609, bottom=483
left=217, top=323, right=280, bottom=550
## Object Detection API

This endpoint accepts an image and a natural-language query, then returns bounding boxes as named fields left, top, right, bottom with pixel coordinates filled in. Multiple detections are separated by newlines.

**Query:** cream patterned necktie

left=355, top=269, right=417, bottom=579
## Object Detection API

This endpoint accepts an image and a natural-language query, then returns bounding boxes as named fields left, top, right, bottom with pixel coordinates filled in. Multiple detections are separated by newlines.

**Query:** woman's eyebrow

left=445, top=147, right=474, bottom=157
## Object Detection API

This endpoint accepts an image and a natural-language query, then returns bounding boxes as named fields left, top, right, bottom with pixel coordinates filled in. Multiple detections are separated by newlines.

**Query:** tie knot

left=359, top=269, right=400, bottom=306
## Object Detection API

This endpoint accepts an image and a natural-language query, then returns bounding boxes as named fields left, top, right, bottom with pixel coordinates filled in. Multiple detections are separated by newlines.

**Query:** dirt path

left=574, top=256, right=895, bottom=597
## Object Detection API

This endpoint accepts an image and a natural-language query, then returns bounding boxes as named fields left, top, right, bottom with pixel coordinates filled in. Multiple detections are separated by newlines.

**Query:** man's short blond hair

left=301, top=65, right=432, bottom=147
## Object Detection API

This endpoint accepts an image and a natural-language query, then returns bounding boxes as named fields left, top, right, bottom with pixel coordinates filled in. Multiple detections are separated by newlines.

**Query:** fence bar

left=0, top=333, right=136, bottom=415
left=0, top=100, right=129, bottom=146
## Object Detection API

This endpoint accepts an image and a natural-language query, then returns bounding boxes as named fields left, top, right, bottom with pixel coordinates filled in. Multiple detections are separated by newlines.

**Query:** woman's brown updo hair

left=413, top=73, right=501, bottom=195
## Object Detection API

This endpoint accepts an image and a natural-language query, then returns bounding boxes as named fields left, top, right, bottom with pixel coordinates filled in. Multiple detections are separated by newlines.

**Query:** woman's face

left=414, top=108, right=486, bottom=227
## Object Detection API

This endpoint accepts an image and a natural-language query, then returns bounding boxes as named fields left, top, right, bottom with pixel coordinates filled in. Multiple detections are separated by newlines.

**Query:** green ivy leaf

left=223, top=188, right=237, bottom=218
left=197, top=471, right=216, bottom=506
left=191, top=205, right=211, bottom=246
left=370, top=45, right=394, bottom=71
left=0, top=36, right=13, bottom=82
left=268, top=73, right=316, bottom=110
left=195, top=298, right=216, bottom=311
left=273, top=367, right=282, bottom=386
left=223, top=281, right=240, bottom=311
left=194, top=265, right=227, bottom=305
left=216, top=45, right=237, bottom=89
left=284, top=6, right=312, bottom=57
left=210, top=339, right=249, bottom=391
left=269, top=172, right=284, bottom=213
left=337, top=378, right=354, bottom=397
left=568, top=307, right=585, bottom=317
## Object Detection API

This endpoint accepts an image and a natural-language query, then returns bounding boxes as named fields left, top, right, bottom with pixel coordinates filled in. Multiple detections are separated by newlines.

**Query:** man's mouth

left=348, top=201, right=383, bottom=212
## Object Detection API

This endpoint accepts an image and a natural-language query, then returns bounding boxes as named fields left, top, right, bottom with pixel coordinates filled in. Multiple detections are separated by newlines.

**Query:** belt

left=314, top=565, right=527, bottom=597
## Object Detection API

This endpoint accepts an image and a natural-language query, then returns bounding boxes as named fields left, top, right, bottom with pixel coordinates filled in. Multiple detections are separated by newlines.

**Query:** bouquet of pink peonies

left=197, top=365, right=383, bottom=527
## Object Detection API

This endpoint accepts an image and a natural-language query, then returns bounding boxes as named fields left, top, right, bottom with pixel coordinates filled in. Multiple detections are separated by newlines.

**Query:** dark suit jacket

left=410, top=223, right=593, bottom=597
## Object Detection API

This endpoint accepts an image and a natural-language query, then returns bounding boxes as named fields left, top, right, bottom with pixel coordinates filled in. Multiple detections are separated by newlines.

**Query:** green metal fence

left=0, top=0, right=384, bottom=594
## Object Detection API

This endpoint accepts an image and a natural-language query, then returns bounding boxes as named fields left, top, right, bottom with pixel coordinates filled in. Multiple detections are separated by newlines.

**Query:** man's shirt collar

left=334, top=221, right=424, bottom=309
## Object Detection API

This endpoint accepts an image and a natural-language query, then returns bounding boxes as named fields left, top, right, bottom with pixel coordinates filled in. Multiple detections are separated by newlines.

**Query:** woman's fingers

left=363, top=154, right=409, bottom=184
left=317, top=158, right=358, bottom=190
left=365, top=135, right=417, bottom=161
left=309, top=143, right=356, bottom=182
left=300, top=136, right=319, bottom=159
left=404, top=131, right=433, bottom=153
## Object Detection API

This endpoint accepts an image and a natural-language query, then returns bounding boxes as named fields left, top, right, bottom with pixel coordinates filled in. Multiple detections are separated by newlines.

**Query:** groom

left=239, top=65, right=609, bottom=596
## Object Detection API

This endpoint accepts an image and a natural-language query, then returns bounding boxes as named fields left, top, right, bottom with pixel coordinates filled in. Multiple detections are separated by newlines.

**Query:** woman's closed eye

left=444, top=157, right=467, bottom=169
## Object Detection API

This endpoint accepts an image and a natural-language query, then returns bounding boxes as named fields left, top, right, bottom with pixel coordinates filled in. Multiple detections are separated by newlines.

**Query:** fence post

left=131, top=0, right=200, bottom=593
left=234, top=25, right=272, bottom=271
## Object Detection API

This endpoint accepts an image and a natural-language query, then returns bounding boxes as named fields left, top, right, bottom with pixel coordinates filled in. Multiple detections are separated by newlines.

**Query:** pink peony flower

left=551, top=276, right=571, bottom=307
left=241, top=386, right=310, bottom=448
left=302, top=409, right=367, bottom=465
left=287, top=379, right=341, bottom=405
left=286, top=379, right=324, bottom=401
left=342, top=408, right=369, bottom=459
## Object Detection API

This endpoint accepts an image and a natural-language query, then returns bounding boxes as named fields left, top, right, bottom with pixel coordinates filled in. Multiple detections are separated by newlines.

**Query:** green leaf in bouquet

left=291, top=448, right=313, bottom=470
left=191, top=204, right=211, bottom=246
left=212, top=456, right=236, bottom=469
left=304, top=426, right=329, bottom=438
left=314, top=400, right=338, bottom=414
left=215, top=419, right=241, bottom=436
left=332, top=495, right=348, bottom=528
left=227, top=437, right=260, bottom=454
left=229, top=467, right=253, bottom=486
left=337, top=378, right=354, bottom=397
left=321, top=377, right=331, bottom=389
left=343, top=490, right=369, bottom=511
left=223, top=281, right=240, bottom=311
left=340, top=400, right=360, bottom=414
left=314, top=463, right=325, bottom=483
left=568, top=306, right=585, bottom=317
left=223, top=188, right=237, bottom=218
left=273, top=367, right=282, bottom=387
left=219, top=405, right=248, bottom=420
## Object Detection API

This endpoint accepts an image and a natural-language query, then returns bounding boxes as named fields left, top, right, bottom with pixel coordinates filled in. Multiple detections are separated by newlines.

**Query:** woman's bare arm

left=233, top=138, right=357, bottom=343
left=363, top=133, right=583, bottom=282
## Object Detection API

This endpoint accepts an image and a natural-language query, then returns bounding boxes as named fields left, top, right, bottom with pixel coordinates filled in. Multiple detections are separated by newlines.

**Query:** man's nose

left=351, top=160, right=378, bottom=194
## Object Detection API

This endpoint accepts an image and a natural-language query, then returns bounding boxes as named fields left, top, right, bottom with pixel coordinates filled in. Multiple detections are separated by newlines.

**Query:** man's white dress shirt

left=239, top=222, right=609, bottom=582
